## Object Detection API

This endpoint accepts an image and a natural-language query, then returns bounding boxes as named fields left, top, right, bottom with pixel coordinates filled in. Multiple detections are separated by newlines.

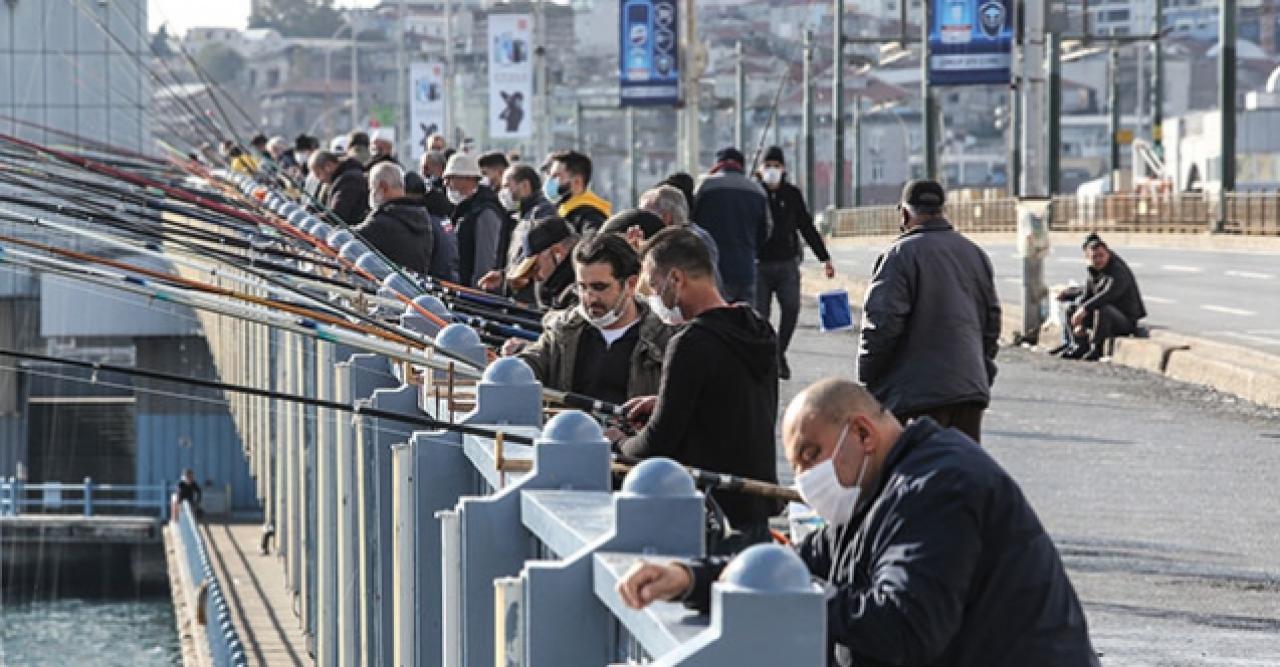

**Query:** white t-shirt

left=597, top=319, right=639, bottom=348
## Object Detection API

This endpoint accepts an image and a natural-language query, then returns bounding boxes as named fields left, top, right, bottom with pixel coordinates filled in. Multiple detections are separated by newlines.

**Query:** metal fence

left=0, top=478, right=168, bottom=518
left=827, top=192, right=1280, bottom=237
left=186, top=180, right=830, bottom=666
left=175, top=500, right=248, bottom=667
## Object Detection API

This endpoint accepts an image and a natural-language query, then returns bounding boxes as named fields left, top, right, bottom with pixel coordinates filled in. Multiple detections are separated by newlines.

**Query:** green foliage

left=248, top=0, right=345, bottom=38
left=195, top=43, right=247, bottom=84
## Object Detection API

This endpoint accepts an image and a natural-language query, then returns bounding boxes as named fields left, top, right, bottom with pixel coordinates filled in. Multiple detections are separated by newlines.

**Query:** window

left=871, top=159, right=886, bottom=181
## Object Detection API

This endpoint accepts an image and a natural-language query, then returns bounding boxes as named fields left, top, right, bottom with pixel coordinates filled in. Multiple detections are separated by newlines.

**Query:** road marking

left=1144, top=295, right=1176, bottom=305
left=1055, top=257, right=1079, bottom=264
left=1201, top=305, right=1257, bottom=317
left=1218, top=331, right=1280, bottom=347
left=1001, top=277, right=1022, bottom=284
left=1225, top=270, right=1275, bottom=280
left=1126, top=262, right=1144, bottom=268
left=1161, top=264, right=1203, bottom=273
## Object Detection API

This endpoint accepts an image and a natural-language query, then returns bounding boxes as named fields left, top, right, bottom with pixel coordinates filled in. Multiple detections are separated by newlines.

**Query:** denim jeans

left=755, top=259, right=802, bottom=357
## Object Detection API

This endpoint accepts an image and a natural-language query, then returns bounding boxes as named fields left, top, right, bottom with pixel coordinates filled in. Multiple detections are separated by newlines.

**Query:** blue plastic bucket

left=818, top=289, right=854, bottom=332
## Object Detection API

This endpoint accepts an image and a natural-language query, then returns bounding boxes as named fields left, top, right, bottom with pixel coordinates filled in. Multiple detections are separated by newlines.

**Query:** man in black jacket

left=354, top=163, right=434, bottom=276
left=756, top=146, right=836, bottom=380
left=693, top=147, right=773, bottom=305
left=1058, top=233, right=1147, bottom=361
left=608, top=227, right=779, bottom=553
left=417, top=150, right=453, bottom=218
left=309, top=150, right=369, bottom=227
left=445, top=153, right=508, bottom=286
left=857, top=180, right=1000, bottom=442
left=617, top=378, right=1098, bottom=667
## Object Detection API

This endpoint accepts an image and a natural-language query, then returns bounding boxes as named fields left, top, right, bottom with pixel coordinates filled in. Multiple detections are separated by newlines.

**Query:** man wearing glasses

left=502, top=232, right=674, bottom=405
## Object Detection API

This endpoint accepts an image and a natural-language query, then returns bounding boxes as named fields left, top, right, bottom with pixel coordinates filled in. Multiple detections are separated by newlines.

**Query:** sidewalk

left=807, top=235, right=1280, bottom=409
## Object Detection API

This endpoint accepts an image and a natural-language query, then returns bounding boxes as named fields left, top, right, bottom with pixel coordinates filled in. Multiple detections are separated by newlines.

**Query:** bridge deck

left=199, top=521, right=310, bottom=666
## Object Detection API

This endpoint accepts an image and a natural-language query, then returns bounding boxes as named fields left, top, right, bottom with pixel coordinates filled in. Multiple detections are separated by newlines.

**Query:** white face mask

left=498, top=188, right=518, bottom=211
left=578, top=287, right=629, bottom=330
left=645, top=272, right=684, bottom=326
left=762, top=167, right=783, bottom=186
left=446, top=187, right=466, bottom=205
left=795, top=422, right=871, bottom=527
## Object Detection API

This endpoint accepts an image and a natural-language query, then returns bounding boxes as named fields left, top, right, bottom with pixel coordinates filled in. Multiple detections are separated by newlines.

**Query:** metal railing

left=827, top=192, right=1280, bottom=237
left=175, top=500, right=248, bottom=667
left=0, top=478, right=169, bottom=518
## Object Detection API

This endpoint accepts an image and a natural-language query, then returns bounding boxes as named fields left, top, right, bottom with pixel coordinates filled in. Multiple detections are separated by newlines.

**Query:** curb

left=799, top=252, right=1280, bottom=411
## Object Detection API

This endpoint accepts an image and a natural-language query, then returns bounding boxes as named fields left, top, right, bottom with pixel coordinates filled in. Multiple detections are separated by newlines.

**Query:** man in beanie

left=692, top=147, right=772, bottom=305
left=1052, top=233, right=1147, bottom=361
left=856, top=180, right=1001, bottom=442
left=756, top=146, right=835, bottom=380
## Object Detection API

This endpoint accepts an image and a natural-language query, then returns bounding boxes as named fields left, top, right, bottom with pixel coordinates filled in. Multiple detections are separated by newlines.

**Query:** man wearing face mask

left=616, top=378, right=1099, bottom=667
left=444, top=153, right=508, bottom=286
left=546, top=150, right=612, bottom=235
left=608, top=227, right=779, bottom=552
left=309, top=150, right=369, bottom=227
left=477, top=164, right=557, bottom=297
left=502, top=233, right=673, bottom=404
left=757, top=146, right=836, bottom=380
left=353, top=163, right=434, bottom=276
left=504, top=217, right=581, bottom=311
left=477, top=151, right=510, bottom=191
left=858, top=180, right=1001, bottom=442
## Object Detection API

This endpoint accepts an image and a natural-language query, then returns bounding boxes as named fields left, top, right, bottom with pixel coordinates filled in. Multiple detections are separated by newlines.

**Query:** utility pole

left=534, top=0, right=548, bottom=161
left=1020, top=0, right=1046, bottom=198
left=735, top=41, right=745, bottom=149
left=574, top=101, right=583, bottom=152
left=852, top=97, right=862, bottom=206
left=1219, top=0, right=1236, bottom=233
left=627, top=107, right=638, bottom=204
left=396, top=0, right=407, bottom=156
left=802, top=29, right=815, bottom=207
left=921, top=0, right=937, bottom=180
left=1151, top=0, right=1164, bottom=156
left=1108, top=47, right=1120, bottom=191
left=351, top=18, right=360, bottom=130
left=1046, top=33, right=1061, bottom=195
left=832, top=0, right=845, bottom=208
left=444, top=0, right=454, bottom=142
left=681, top=0, right=703, bottom=172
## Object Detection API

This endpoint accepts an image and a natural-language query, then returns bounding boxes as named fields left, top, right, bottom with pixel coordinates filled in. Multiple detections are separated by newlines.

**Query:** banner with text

left=927, top=0, right=1013, bottom=86
left=619, top=0, right=680, bottom=106
left=409, top=61, right=446, bottom=161
left=488, top=14, right=533, bottom=139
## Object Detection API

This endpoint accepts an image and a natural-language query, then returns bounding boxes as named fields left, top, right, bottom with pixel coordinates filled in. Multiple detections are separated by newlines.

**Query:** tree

left=195, top=43, right=246, bottom=85
left=248, top=0, right=344, bottom=38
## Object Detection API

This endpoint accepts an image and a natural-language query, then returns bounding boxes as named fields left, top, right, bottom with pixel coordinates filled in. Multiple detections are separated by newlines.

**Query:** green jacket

left=517, top=298, right=674, bottom=400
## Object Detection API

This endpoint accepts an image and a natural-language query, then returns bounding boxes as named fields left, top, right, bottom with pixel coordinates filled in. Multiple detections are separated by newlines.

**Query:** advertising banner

left=488, top=14, right=534, bottom=139
left=619, top=0, right=680, bottom=106
left=409, top=61, right=446, bottom=161
left=927, top=0, right=1013, bottom=86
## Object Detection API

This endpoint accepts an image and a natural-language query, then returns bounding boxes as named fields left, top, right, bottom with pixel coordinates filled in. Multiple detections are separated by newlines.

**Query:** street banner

left=619, top=0, right=680, bottom=106
left=409, top=61, right=446, bottom=161
left=927, top=0, right=1013, bottom=86
left=488, top=13, right=533, bottom=139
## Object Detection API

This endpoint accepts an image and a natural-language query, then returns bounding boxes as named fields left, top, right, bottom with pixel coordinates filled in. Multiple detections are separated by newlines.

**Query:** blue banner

left=927, top=0, right=1013, bottom=86
left=620, top=0, right=680, bottom=106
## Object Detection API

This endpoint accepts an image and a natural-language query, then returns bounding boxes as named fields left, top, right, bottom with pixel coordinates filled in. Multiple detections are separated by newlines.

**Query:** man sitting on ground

left=1054, top=233, right=1147, bottom=361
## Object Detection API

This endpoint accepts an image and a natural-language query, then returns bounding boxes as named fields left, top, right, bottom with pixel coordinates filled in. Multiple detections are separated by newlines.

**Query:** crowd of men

left=225, top=129, right=1101, bottom=665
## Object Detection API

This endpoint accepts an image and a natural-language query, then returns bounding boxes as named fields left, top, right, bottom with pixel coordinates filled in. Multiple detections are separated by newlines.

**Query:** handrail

left=175, top=500, right=248, bottom=667
left=0, top=478, right=169, bottom=518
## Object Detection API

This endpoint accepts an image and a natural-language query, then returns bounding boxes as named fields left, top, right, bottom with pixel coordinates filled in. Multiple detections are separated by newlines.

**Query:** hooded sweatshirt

left=620, top=304, right=780, bottom=528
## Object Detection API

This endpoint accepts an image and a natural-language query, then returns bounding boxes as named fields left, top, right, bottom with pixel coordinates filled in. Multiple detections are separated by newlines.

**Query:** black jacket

left=759, top=178, right=830, bottom=263
left=1080, top=253, right=1146, bottom=322
left=686, top=418, right=1098, bottom=667
left=692, top=168, right=773, bottom=286
left=857, top=220, right=1001, bottom=415
left=452, top=186, right=508, bottom=286
left=423, top=176, right=454, bottom=218
left=353, top=197, right=434, bottom=276
left=326, top=157, right=370, bottom=227
left=539, top=257, right=579, bottom=311
left=620, top=305, right=779, bottom=528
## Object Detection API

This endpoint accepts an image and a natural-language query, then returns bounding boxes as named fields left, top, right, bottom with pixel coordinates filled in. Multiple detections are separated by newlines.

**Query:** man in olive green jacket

left=502, top=233, right=674, bottom=405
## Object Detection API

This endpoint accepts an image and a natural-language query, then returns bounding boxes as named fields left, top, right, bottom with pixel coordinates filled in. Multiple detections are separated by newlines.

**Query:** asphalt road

left=826, top=240, right=1280, bottom=353
left=776, top=302, right=1280, bottom=664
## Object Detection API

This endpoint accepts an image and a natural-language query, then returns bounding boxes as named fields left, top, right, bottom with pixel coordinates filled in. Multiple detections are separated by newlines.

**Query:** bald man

left=617, top=378, right=1097, bottom=667
left=353, top=162, right=434, bottom=275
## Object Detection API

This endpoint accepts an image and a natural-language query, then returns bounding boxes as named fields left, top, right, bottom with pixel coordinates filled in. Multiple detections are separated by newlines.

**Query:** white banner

left=488, top=14, right=533, bottom=139
left=409, top=61, right=446, bottom=162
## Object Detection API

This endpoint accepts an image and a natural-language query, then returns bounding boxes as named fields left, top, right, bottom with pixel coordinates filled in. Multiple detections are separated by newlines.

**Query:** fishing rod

left=0, top=114, right=167, bottom=166
left=0, top=348, right=798, bottom=503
